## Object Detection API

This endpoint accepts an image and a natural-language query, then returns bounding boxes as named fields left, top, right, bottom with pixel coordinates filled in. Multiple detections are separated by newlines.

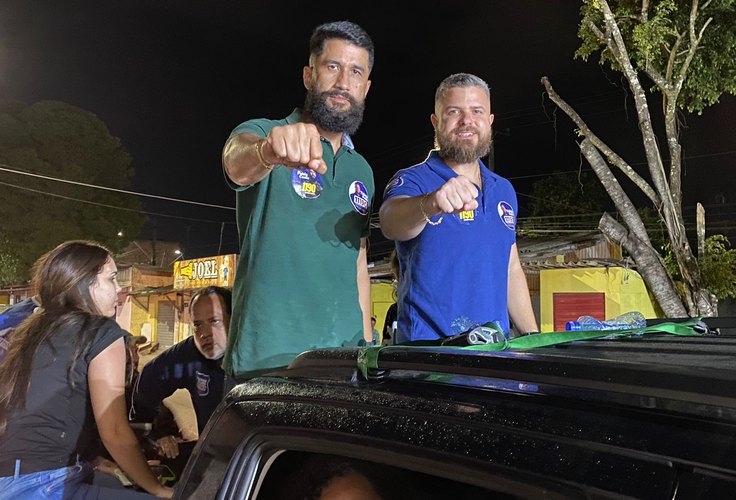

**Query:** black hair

left=309, top=21, right=374, bottom=70
left=189, top=286, right=232, bottom=315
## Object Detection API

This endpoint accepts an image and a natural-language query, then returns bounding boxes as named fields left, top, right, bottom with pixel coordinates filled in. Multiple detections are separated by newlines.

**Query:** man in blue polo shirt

left=379, top=73, right=538, bottom=342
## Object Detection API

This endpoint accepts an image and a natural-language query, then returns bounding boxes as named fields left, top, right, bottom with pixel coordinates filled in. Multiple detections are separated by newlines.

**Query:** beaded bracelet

left=419, top=193, right=443, bottom=226
left=254, top=139, right=275, bottom=171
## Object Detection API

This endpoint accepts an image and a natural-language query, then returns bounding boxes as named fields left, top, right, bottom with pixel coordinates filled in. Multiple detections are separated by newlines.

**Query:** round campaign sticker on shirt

left=497, top=201, right=516, bottom=230
left=291, top=168, right=323, bottom=199
left=349, top=181, right=370, bottom=215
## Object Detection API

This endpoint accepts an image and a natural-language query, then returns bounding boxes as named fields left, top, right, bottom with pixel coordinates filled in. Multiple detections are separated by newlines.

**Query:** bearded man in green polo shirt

left=221, top=21, right=375, bottom=377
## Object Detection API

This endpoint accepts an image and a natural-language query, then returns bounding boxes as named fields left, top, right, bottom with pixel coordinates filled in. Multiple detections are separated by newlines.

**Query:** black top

left=0, top=317, right=124, bottom=473
left=382, top=302, right=397, bottom=340
left=133, top=336, right=225, bottom=434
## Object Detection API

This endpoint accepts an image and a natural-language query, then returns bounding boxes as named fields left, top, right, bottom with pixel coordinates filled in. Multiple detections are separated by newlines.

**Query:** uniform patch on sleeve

left=384, top=175, right=404, bottom=194
left=196, top=371, right=211, bottom=397
left=497, top=201, right=516, bottom=230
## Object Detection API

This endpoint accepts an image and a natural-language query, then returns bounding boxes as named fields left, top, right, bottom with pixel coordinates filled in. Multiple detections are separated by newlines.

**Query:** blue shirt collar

left=423, top=150, right=498, bottom=196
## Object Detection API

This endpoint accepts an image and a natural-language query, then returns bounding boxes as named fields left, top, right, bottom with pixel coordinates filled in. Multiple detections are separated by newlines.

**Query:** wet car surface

left=176, top=319, right=736, bottom=499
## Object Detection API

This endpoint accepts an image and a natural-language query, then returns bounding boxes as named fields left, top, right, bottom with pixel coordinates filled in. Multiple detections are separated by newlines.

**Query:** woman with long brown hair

left=0, top=241, right=172, bottom=498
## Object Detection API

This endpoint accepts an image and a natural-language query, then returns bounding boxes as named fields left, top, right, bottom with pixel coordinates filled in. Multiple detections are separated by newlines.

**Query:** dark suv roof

left=177, top=324, right=736, bottom=499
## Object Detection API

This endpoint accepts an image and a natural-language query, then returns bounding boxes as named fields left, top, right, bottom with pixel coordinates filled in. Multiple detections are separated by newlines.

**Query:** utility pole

left=151, top=219, right=157, bottom=267
left=697, top=203, right=706, bottom=258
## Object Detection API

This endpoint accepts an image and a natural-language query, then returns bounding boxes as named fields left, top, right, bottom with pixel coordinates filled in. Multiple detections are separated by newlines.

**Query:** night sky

left=2, top=0, right=734, bottom=260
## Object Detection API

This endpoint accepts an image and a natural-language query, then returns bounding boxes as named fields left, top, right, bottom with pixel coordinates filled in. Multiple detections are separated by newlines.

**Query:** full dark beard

left=304, top=88, right=365, bottom=135
left=436, top=128, right=492, bottom=164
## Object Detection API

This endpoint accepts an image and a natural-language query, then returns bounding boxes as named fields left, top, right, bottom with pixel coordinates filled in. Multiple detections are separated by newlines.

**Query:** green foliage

left=575, top=0, right=736, bottom=113
left=663, top=234, right=736, bottom=299
left=683, top=6, right=736, bottom=113
left=631, top=0, right=677, bottom=61
left=0, top=239, right=24, bottom=287
left=699, top=235, right=736, bottom=299
left=521, top=170, right=611, bottom=235
left=529, top=170, right=610, bottom=215
left=0, top=100, right=145, bottom=282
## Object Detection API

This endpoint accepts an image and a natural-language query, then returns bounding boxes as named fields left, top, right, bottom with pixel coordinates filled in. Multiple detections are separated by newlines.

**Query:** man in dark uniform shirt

left=0, top=296, right=41, bottom=363
left=132, top=286, right=231, bottom=467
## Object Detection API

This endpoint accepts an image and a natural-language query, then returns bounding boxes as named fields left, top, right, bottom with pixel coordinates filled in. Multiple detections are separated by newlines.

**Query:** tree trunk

left=579, top=139, right=651, bottom=246
left=540, top=0, right=722, bottom=319
left=681, top=276, right=718, bottom=317
left=599, top=213, right=687, bottom=317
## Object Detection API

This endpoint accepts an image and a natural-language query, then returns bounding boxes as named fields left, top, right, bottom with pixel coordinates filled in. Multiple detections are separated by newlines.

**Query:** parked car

left=176, top=319, right=736, bottom=499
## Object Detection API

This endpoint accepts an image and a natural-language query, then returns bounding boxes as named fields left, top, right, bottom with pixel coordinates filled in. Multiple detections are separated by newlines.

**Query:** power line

left=0, top=181, right=236, bottom=225
left=503, top=149, right=736, bottom=182
left=0, top=163, right=235, bottom=211
left=368, top=91, right=626, bottom=168
left=3, top=154, right=732, bottom=230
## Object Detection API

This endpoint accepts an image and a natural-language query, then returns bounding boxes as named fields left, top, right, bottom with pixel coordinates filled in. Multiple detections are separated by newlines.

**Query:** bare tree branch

left=677, top=0, right=712, bottom=90
left=640, top=0, right=650, bottom=23
left=664, top=98, right=683, bottom=214
left=599, top=213, right=687, bottom=317
left=664, top=33, right=684, bottom=82
left=542, top=77, right=660, bottom=204
left=541, top=0, right=723, bottom=316
left=677, top=16, right=712, bottom=89
left=689, top=0, right=700, bottom=42
left=585, top=18, right=607, bottom=44
left=668, top=1, right=711, bottom=211
left=580, top=139, right=652, bottom=245
left=644, top=60, right=669, bottom=91
left=598, top=1, right=668, bottom=193
left=598, top=0, right=686, bottom=256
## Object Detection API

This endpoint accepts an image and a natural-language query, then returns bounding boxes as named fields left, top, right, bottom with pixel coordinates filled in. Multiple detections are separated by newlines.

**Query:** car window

left=256, top=451, right=517, bottom=500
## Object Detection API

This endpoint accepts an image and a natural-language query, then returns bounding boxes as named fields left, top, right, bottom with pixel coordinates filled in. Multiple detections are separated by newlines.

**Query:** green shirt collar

left=286, top=108, right=355, bottom=152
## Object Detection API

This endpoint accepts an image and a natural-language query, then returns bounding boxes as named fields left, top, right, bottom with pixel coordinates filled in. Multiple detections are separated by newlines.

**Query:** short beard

left=435, top=128, right=492, bottom=165
left=304, top=88, right=365, bottom=135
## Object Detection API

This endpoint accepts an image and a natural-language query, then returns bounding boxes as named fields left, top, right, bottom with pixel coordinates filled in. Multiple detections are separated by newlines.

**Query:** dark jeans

left=0, top=461, right=153, bottom=499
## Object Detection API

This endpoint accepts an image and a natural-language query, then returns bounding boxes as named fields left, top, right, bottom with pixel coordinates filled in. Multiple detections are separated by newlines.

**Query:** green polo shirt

left=223, top=109, right=374, bottom=376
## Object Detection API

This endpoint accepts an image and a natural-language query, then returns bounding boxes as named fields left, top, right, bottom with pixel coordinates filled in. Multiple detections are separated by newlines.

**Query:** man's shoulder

left=486, top=168, right=511, bottom=182
left=393, top=157, right=436, bottom=180
left=486, top=169, right=516, bottom=193
left=403, top=151, right=444, bottom=176
left=383, top=159, right=435, bottom=198
left=230, top=109, right=301, bottom=138
left=344, top=147, right=371, bottom=166
left=149, top=336, right=198, bottom=363
left=230, top=117, right=286, bottom=138
left=0, top=298, right=38, bottom=330
left=341, top=149, right=374, bottom=186
left=3, top=297, right=36, bottom=311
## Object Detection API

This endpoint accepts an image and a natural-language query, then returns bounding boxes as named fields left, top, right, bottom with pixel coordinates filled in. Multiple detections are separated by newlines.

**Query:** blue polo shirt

left=383, top=151, right=518, bottom=341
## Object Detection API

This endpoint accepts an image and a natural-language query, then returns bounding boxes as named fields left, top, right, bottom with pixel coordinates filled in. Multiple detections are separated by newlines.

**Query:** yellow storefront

left=540, top=266, right=660, bottom=332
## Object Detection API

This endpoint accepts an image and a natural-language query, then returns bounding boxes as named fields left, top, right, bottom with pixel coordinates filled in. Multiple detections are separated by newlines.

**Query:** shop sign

left=174, top=254, right=236, bottom=290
